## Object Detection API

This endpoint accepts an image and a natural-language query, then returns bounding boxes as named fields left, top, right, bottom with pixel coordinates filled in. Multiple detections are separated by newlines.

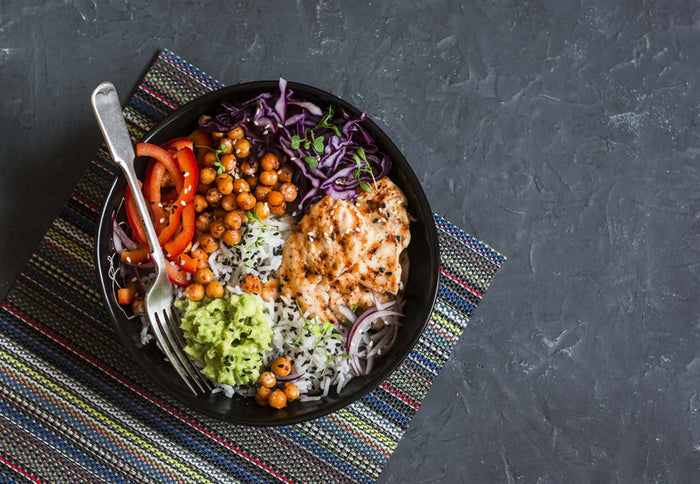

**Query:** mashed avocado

left=174, top=293, right=272, bottom=386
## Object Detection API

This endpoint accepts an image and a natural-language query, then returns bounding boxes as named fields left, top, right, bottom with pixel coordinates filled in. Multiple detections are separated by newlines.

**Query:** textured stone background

left=1, top=1, right=699, bottom=481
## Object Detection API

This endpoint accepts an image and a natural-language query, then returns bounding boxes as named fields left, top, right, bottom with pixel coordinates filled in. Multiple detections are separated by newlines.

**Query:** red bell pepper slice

left=155, top=147, right=199, bottom=245
left=163, top=137, right=194, bottom=153
left=121, top=141, right=199, bottom=288
left=163, top=204, right=195, bottom=258
left=146, top=162, right=169, bottom=234
left=124, top=186, right=148, bottom=246
left=166, top=262, right=191, bottom=287
left=172, top=147, right=198, bottom=206
left=121, top=247, right=149, bottom=264
left=175, top=252, right=198, bottom=274
left=136, top=142, right=184, bottom=191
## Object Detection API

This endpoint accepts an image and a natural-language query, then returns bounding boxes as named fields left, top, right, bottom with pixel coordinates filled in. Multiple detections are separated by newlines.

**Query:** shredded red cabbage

left=200, top=79, right=391, bottom=216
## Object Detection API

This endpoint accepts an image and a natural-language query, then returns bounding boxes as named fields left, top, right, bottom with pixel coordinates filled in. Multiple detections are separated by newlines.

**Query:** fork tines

left=150, top=310, right=212, bottom=395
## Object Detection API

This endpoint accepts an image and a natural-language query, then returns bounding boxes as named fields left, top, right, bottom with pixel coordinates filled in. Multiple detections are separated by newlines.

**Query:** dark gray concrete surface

left=2, top=1, right=699, bottom=481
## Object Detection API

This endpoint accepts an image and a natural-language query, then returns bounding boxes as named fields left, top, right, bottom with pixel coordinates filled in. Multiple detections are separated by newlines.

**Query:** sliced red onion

left=346, top=306, right=404, bottom=376
left=112, top=215, right=139, bottom=251
left=112, top=229, right=123, bottom=254
left=369, top=325, right=391, bottom=343
left=366, top=324, right=398, bottom=359
left=337, top=304, right=357, bottom=324
left=347, top=309, right=403, bottom=347
left=371, top=291, right=397, bottom=311
left=276, top=372, right=305, bottom=383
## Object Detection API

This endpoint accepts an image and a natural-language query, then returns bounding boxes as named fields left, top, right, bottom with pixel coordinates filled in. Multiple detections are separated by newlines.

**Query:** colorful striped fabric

left=0, top=50, right=504, bottom=483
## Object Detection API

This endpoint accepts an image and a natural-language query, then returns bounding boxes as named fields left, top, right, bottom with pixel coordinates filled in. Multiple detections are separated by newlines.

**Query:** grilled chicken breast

left=279, top=177, right=411, bottom=323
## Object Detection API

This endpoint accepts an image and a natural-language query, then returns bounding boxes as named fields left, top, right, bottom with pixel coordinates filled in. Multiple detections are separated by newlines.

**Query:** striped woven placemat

left=0, top=50, right=505, bottom=483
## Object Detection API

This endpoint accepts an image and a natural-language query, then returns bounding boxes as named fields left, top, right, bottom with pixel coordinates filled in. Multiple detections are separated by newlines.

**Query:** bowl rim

left=95, top=80, right=440, bottom=425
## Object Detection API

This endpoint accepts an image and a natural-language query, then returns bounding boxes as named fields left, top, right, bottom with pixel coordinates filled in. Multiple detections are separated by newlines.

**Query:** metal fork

left=91, top=82, right=211, bottom=396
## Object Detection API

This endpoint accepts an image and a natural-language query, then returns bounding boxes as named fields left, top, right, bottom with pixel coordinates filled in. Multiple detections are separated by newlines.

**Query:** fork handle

left=91, top=82, right=168, bottom=276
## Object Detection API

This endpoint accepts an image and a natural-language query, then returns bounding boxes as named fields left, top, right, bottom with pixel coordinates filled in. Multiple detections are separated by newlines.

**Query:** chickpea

left=234, top=138, right=251, bottom=158
left=194, top=267, right=214, bottom=284
left=218, top=137, right=234, bottom=154
left=254, top=185, right=271, bottom=202
left=270, top=201, right=287, bottom=216
left=254, top=201, right=270, bottom=220
left=196, top=181, right=210, bottom=194
left=258, top=371, right=276, bottom=388
left=212, top=207, right=228, bottom=220
left=205, top=187, right=223, bottom=206
left=220, top=193, right=238, bottom=211
left=267, top=190, right=284, bottom=207
left=215, top=173, right=234, bottom=195
left=221, top=153, right=237, bottom=173
left=277, top=165, right=294, bottom=183
left=224, top=210, right=243, bottom=230
left=190, top=248, right=209, bottom=269
left=283, top=382, right=300, bottom=402
left=211, top=131, right=225, bottom=140
left=209, top=219, right=226, bottom=239
left=200, top=167, right=217, bottom=185
left=195, top=212, right=213, bottom=232
left=260, top=153, right=280, bottom=171
left=241, top=274, right=262, bottom=294
left=185, top=283, right=205, bottom=301
left=232, top=178, right=250, bottom=194
left=268, top=389, right=287, bottom=409
left=259, top=170, right=278, bottom=187
left=279, top=182, right=298, bottom=202
left=222, top=229, right=242, bottom=246
left=255, top=386, right=271, bottom=406
left=198, top=233, right=219, bottom=254
left=240, top=161, right=256, bottom=176
left=246, top=176, right=259, bottom=190
left=227, top=126, right=245, bottom=140
left=236, top=192, right=256, bottom=211
left=202, top=151, right=218, bottom=168
left=205, top=281, right=224, bottom=298
left=271, top=357, right=292, bottom=377
left=193, top=193, right=209, bottom=213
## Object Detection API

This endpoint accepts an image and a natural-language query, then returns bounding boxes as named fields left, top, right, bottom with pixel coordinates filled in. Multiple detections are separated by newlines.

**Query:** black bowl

left=95, top=81, right=439, bottom=425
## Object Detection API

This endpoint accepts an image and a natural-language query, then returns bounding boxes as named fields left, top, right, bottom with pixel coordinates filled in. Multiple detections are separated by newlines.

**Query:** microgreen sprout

left=289, top=106, right=341, bottom=170
left=352, top=146, right=377, bottom=192
left=195, top=142, right=228, bottom=174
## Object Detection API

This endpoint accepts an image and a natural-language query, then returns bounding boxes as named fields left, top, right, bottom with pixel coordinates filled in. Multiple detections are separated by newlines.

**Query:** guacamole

left=174, top=293, right=272, bottom=386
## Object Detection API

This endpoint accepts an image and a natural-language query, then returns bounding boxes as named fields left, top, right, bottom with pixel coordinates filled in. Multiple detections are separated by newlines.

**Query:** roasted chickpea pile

left=181, top=124, right=299, bottom=301
left=255, top=357, right=300, bottom=409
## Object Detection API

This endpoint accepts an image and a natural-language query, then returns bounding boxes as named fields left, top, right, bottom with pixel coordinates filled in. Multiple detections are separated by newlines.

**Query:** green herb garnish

left=288, top=106, right=340, bottom=167
left=305, top=156, right=319, bottom=169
